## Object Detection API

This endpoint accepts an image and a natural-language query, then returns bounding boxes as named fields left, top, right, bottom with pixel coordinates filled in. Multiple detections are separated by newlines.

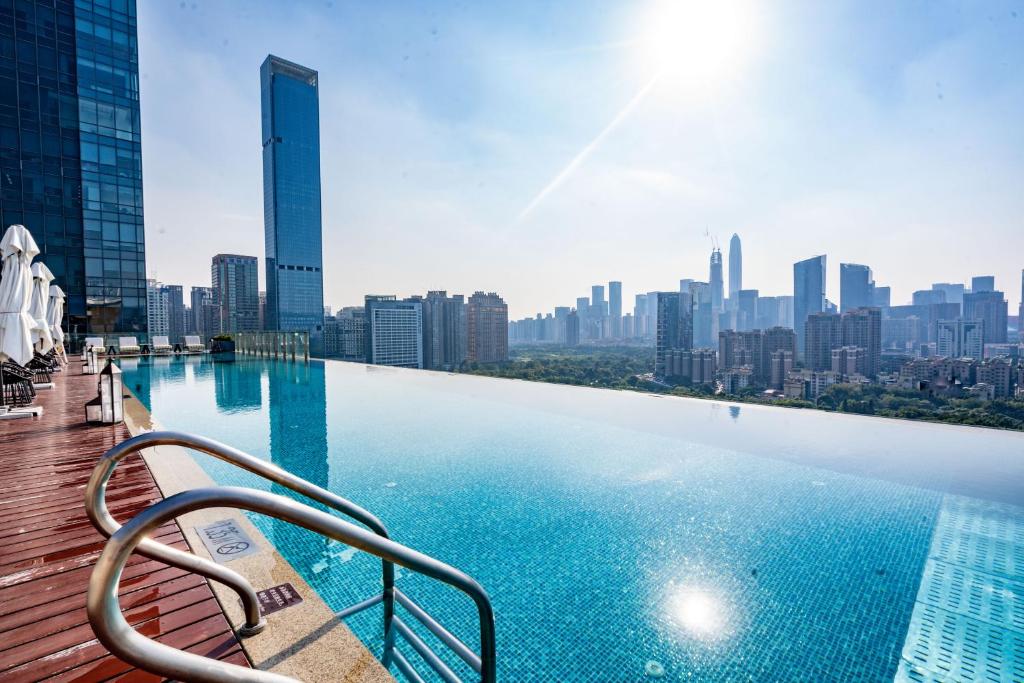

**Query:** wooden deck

left=0, top=363, right=250, bottom=681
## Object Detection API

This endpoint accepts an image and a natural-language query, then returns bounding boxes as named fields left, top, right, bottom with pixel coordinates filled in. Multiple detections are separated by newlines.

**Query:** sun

left=635, top=0, right=755, bottom=89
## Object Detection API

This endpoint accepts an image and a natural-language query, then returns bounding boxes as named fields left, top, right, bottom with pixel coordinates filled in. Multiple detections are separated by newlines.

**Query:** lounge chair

left=151, top=335, right=172, bottom=353
left=184, top=335, right=205, bottom=352
left=0, top=362, right=36, bottom=408
left=118, top=336, right=141, bottom=355
left=84, top=337, right=105, bottom=357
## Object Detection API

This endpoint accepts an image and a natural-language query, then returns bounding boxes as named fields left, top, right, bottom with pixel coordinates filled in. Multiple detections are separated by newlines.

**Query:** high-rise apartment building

left=608, top=281, right=622, bottom=338
left=211, top=254, right=259, bottom=333
left=467, top=292, right=508, bottom=363
left=964, top=290, right=1008, bottom=344
left=840, top=263, right=874, bottom=313
left=805, top=312, right=842, bottom=372
left=1, top=0, right=147, bottom=333
left=794, top=255, right=827, bottom=359
left=144, top=281, right=184, bottom=342
left=655, top=291, right=693, bottom=378
left=728, top=233, right=742, bottom=300
left=840, top=307, right=882, bottom=378
left=324, top=306, right=366, bottom=360
left=364, top=295, right=422, bottom=368
left=936, top=319, right=984, bottom=360
left=421, top=291, right=467, bottom=370
left=261, top=55, right=324, bottom=350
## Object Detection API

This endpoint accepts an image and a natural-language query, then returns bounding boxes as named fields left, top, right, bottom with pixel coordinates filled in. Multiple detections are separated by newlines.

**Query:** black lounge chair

left=1, top=361, right=36, bottom=408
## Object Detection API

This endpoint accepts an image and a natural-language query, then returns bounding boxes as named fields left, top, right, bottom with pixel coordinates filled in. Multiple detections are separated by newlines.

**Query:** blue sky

left=138, top=0, right=1024, bottom=318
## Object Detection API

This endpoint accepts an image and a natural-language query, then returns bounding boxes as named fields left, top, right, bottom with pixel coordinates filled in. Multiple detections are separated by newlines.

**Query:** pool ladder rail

left=84, top=431, right=496, bottom=683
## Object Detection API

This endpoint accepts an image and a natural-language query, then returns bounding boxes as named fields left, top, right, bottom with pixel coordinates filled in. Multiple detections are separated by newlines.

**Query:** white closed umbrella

left=48, top=284, right=65, bottom=347
left=0, top=225, right=40, bottom=366
left=29, top=262, right=54, bottom=354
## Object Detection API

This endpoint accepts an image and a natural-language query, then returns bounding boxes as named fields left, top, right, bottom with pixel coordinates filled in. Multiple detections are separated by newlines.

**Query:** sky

left=137, top=0, right=1024, bottom=319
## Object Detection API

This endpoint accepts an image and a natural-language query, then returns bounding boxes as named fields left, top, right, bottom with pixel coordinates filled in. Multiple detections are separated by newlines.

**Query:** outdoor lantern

left=83, top=347, right=99, bottom=375
left=85, top=360, right=124, bottom=424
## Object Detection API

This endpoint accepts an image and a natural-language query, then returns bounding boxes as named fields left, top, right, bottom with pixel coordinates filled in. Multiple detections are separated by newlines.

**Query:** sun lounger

left=84, top=337, right=105, bottom=357
left=118, top=336, right=141, bottom=355
left=151, top=335, right=173, bottom=353
left=184, top=335, right=205, bottom=352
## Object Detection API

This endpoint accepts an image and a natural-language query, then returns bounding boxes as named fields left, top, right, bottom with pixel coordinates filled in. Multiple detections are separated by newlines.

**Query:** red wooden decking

left=0, top=363, right=250, bottom=681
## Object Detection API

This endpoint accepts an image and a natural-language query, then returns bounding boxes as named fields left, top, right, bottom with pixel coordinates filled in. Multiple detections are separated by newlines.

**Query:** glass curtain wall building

left=260, top=54, right=324, bottom=353
left=1, top=0, right=147, bottom=334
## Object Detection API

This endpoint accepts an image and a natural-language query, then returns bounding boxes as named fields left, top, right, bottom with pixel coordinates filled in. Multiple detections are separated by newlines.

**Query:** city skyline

left=137, top=1, right=1023, bottom=320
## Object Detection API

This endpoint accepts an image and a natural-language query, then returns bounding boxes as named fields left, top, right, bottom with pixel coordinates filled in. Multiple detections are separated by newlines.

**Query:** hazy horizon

left=138, top=0, right=1023, bottom=318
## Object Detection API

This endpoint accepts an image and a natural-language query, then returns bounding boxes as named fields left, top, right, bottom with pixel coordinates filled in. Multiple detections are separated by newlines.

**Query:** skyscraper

left=261, top=55, right=325, bottom=350
left=963, top=290, right=1008, bottom=344
left=364, top=295, right=422, bottom=368
left=655, top=291, right=693, bottom=378
left=932, top=283, right=965, bottom=306
left=841, top=307, right=882, bottom=378
left=190, top=286, right=217, bottom=337
left=591, top=285, right=606, bottom=316
left=793, top=255, right=827, bottom=360
left=467, top=292, right=508, bottom=363
left=608, top=281, right=622, bottom=338
left=1, top=1, right=147, bottom=333
left=709, top=248, right=724, bottom=316
left=971, top=276, right=995, bottom=293
left=736, top=289, right=759, bottom=331
left=421, top=291, right=467, bottom=370
left=840, top=263, right=874, bottom=313
left=728, top=234, right=742, bottom=300
left=805, top=312, right=841, bottom=371
left=211, top=254, right=259, bottom=333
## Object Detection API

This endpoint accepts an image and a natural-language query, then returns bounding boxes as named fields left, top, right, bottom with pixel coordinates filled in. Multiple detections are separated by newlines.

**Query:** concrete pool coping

left=123, top=392, right=394, bottom=682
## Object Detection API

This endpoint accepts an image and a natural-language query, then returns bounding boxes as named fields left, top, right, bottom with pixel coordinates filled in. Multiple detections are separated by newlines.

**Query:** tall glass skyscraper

left=260, top=54, right=324, bottom=351
left=728, top=233, right=742, bottom=300
left=1, top=0, right=147, bottom=334
left=793, top=254, right=826, bottom=360
left=839, top=263, right=874, bottom=313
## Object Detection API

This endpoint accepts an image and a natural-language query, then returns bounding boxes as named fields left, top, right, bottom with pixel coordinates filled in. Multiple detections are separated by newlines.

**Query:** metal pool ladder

left=85, top=431, right=496, bottom=683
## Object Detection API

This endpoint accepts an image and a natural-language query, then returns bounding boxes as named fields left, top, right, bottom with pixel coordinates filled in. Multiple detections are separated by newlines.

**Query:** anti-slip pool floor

left=895, top=496, right=1024, bottom=683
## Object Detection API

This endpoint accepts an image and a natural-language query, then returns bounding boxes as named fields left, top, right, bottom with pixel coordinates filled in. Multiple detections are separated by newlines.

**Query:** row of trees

left=462, top=345, right=1024, bottom=431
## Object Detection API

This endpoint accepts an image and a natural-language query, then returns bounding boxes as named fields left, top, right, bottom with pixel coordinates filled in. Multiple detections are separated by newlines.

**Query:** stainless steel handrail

left=87, top=486, right=497, bottom=683
left=84, top=431, right=395, bottom=638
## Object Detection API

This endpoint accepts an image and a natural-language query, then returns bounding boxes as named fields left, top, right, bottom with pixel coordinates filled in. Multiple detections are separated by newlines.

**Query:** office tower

left=467, top=292, right=508, bottom=363
left=165, top=285, right=185, bottom=343
left=932, top=283, right=964, bottom=306
left=622, top=313, right=634, bottom=339
left=421, top=291, right=467, bottom=370
left=913, top=290, right=945, bottom=306
left=778, top=296, right=795, bottom=328
left=736, top=289, right=758, bottom=331
left=840, top=263, right=874, bottom=313
left=261, top=55, right=324, bottom=349
left=728, top=234, right=742, bottom=299
left=146, top=281, right=169, bottom=336
left=190, top=286, right=217, bottom=336
left=591, top=285, right=606, bottom=315
left=793, top=255, right=827, bottom=359
left=709, top=248, right=724, bottom=315
left=841, top=307, right=882, bottom=378
left=211, top=254, right=259, bottom=333
left=971, top=276, right=995, bottom=293
left=872, top=286, right=891, bottom=309
left=689, top=282, right=713, bottom=347
left=565, top=310, right=580, bottom=346
left=936, top=319, right=984, bottom=360
left=963, top=290, right=1008, bottom=344
left=608, top=281, right=622, bottom=338
left=805, top=312, right=841, bottom=371
left=364, top=295, right=422, bottom=368
left=0, top=0, right=147, bottom=333
left=655, top=292, right=693, bottom=377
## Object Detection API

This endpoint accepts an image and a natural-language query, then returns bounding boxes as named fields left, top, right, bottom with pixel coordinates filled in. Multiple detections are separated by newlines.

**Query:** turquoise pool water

left=116, top=355, right=1024, bottom=682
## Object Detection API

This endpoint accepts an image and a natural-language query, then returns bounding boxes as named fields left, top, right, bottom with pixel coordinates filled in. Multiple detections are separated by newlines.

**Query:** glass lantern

left=86, top=360, right=124, bottom=423
left=83, top=347, right=99, bottom=375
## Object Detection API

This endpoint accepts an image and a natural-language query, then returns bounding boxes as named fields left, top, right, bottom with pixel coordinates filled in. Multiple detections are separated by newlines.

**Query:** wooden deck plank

left=0, top=365, right=251, bottom=680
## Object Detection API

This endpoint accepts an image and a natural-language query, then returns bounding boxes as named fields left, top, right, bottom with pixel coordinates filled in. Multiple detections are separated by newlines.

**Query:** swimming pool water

left=117, top=355, right=1024, bottom=682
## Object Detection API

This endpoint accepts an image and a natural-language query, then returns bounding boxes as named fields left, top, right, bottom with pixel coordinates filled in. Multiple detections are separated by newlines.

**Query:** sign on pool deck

left=256, top=583, right=304, bottom=616
left=195, top=518, right=259, bottom=562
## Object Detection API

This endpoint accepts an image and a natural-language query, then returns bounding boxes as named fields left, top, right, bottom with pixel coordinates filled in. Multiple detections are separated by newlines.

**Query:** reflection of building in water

left=214, top=359, right=262, bottom=412
left=268, top=361, right=330, bottom=571
left=188, top=354, right=214, bottom=380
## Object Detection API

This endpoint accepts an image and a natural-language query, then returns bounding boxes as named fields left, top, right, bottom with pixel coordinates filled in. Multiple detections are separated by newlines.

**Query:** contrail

left=516, top=71, right=662, bottom=223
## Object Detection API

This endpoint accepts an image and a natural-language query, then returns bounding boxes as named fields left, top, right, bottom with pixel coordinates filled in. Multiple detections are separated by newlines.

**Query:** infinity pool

left=117, top=354, right=1024, bottom=682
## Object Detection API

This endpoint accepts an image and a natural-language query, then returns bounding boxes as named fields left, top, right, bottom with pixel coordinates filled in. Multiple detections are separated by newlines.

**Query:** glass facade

left=260, top=54, right=324, bottom=350
left=0, top=0, right=147, bottom=334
